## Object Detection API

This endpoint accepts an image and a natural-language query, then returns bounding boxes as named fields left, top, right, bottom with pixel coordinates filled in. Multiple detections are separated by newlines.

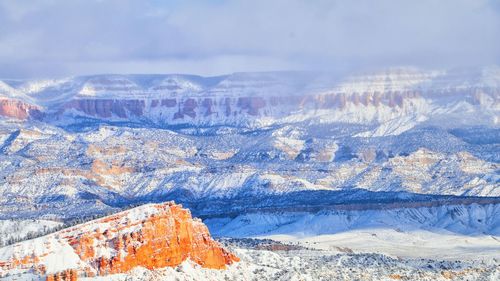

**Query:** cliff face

left=0, top=202, right=239, bottom=279
left=63, top=99, right=145, bottom=118
left=60, top=91, right=423, bottom=122
left=0, top=98, right=43, bottom=120
left=0, top=69, right=498, bottom=127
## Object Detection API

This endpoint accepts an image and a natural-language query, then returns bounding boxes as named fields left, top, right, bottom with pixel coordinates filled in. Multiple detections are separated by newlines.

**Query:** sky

left=0, top=0, right=499, bottom=78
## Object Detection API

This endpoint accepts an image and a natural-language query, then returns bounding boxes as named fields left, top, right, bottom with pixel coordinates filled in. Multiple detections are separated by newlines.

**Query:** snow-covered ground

left=263, top=230, right=500, bottom=260
left=71, top=243, right=500, bottom=281
left=0, top=67, right=498, bottom=280
left=207, top=203, right=500, bottom=236
left=3, top=203, right=499, bottom=280
left=0, top=219, right=62, bottom=247
left=205, top=203, right=500, bottom=261
left=3, top=240, right=499, bottom=281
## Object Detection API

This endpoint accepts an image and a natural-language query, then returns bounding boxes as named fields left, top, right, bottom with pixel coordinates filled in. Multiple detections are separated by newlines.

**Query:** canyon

left=0, top=68, right=497, bottom=130
left=0, top=67, right=498, bottom=280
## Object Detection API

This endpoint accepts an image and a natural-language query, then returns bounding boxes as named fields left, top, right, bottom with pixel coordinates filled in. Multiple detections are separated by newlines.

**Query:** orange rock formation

left=69, top=203, right=239, bottom=275
left=0, top=98, right=42, bottom=120
left=46, top=269, right=78, bottom=281
left=0, top=202, right=239, bottom=280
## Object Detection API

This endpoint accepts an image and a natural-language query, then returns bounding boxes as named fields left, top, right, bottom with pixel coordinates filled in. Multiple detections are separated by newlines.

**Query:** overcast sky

left=0, top=0, right=499, bottom=78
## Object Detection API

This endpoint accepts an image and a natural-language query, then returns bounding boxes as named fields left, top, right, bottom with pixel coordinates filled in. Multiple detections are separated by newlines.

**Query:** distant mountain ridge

left=0, top=67, right=498, bottom=135
left=0, top=66, right=498, bottom=244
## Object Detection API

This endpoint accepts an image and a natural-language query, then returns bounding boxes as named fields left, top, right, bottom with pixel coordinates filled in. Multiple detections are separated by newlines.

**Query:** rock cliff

left=0, top=68, right=497, bottom=128
left=0, top=202, right=239, bottom=280
left=0, top=98, right=43, bottom=120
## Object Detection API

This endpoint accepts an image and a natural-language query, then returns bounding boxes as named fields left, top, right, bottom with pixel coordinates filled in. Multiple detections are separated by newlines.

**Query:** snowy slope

left=0, top=219, right=62, bottom=247
left=0, top=202, right=238, bottom=280
left=0, top=66, right=498, bottom=281
left=206, top=203, right=500, bottom=237
left=0, top=117, right=498, bottom=221
left=204, top=203, right=500, bottom=261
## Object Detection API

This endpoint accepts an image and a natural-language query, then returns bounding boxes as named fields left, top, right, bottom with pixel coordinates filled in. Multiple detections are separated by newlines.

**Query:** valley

left=0, top=68, right=498, bottom=280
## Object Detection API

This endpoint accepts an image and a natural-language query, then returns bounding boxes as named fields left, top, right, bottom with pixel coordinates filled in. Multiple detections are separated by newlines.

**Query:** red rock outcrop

left=0, top=202, right=239, bottom=280
left=0, top=98, right=43, bottom=120
left=45, top=269, right=78, bottom=281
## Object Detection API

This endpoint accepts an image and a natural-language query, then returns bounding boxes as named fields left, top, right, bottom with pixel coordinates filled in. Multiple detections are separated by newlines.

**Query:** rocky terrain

left=0, top=202, right=238, bottom=280
left=0, top=67, right=498, bottom=280
left=18, top=239, right=496, bottom=281
left=0, top=67, right=498, bottom=128
left=0, top=120, right=497, bottom=221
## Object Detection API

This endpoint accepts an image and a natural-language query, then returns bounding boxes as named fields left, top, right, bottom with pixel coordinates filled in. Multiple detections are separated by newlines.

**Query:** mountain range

left=0, top=66, right=498, bottom=280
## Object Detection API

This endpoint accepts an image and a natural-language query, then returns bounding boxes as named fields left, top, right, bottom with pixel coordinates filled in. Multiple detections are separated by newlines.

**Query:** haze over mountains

left=0, top=0, right=498, bottom=279
left=0, top=66, right=499, bottom=280
left=0, top=66, right=498, bottom=128
left=0, top=66, right=498, bottom=209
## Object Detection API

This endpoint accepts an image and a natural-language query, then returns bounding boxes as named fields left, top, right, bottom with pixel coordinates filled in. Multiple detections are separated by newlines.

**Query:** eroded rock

left=0, top=202, right=239, bottom=279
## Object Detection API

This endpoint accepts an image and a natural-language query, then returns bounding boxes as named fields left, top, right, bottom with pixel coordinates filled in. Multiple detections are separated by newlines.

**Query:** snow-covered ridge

left=0, top=219, right=62, bottom=247
left=0, top=119, right=497, bottom=222
left=0, top=67, right=498, bottom=132
left=206, top=203, right=500, bottom=238
left=2, top=66, right=499, bottom=100
left=0, top=201, right=238, bottom=279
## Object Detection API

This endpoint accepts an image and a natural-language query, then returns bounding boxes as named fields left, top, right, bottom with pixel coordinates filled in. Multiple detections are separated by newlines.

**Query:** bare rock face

left=0, top=98, right=43, bottom=120
left=237, top=97, right=266, bottom=116
left=174, top=98, right=198, bottom=119
left=56, top=90, right=426, bottom=123
left=0, top=202, right=239, bottom=280
left=63, top=99, right=145, bottom=118
left=0, top=69, right=497, bottom=126
left=45, top=269, right=78, bottom=281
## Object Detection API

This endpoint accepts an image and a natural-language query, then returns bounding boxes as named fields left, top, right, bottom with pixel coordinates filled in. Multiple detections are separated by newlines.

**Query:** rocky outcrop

left=312, top=90, right=420, bottom=109
left=63, top=99, right=145, bottom=118
left=56, top=89, right=427, bottom=123
left=45, top=269, right=78, bottom=281
left=0, top=98, right=43, bottom=120
left=174, top=98, right=198, bottom=119
left=0, top=69, right=497, bottom=125
left=237, top=97, right=266, bottom=116
left=0, top=202, right=239, bottom=279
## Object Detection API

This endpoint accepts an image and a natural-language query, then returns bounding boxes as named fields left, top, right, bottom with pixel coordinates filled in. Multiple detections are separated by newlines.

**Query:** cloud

left=0, top=0, right=498, bottom=78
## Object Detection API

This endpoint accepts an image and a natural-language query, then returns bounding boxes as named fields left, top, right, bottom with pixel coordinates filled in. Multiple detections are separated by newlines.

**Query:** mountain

left=0, top=202, right=238, bottom=280
left=205, top=201, right=500, bottom=238
left=0, top=121, right=498, bottom=221
left=0, top=67, right=498, bottom=132
left=0, top=68, right=498, bottom=220
left=0, top=67, right=498, bottom=280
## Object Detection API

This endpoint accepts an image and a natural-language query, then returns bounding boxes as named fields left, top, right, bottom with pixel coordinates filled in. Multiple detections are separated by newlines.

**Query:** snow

left=0, top=67, right=497, bottom=134
left=356, top=114, right=429, bottom=137
left=0, top=219, right=62, bottom=247
left=75, top=245, right=500, bottom=281
left=0, top=203, right=179, bottom=278
left=329, top=67, right=444, bottom=93
left=264, top=230, right=500, bottom=260
left=0, top=67, right=499, bottom=280
left=5, top=245, right=500, bottom=281
left=0, top=235, right=82, bottom=274
left=205, top=204, right=500, bottom=260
